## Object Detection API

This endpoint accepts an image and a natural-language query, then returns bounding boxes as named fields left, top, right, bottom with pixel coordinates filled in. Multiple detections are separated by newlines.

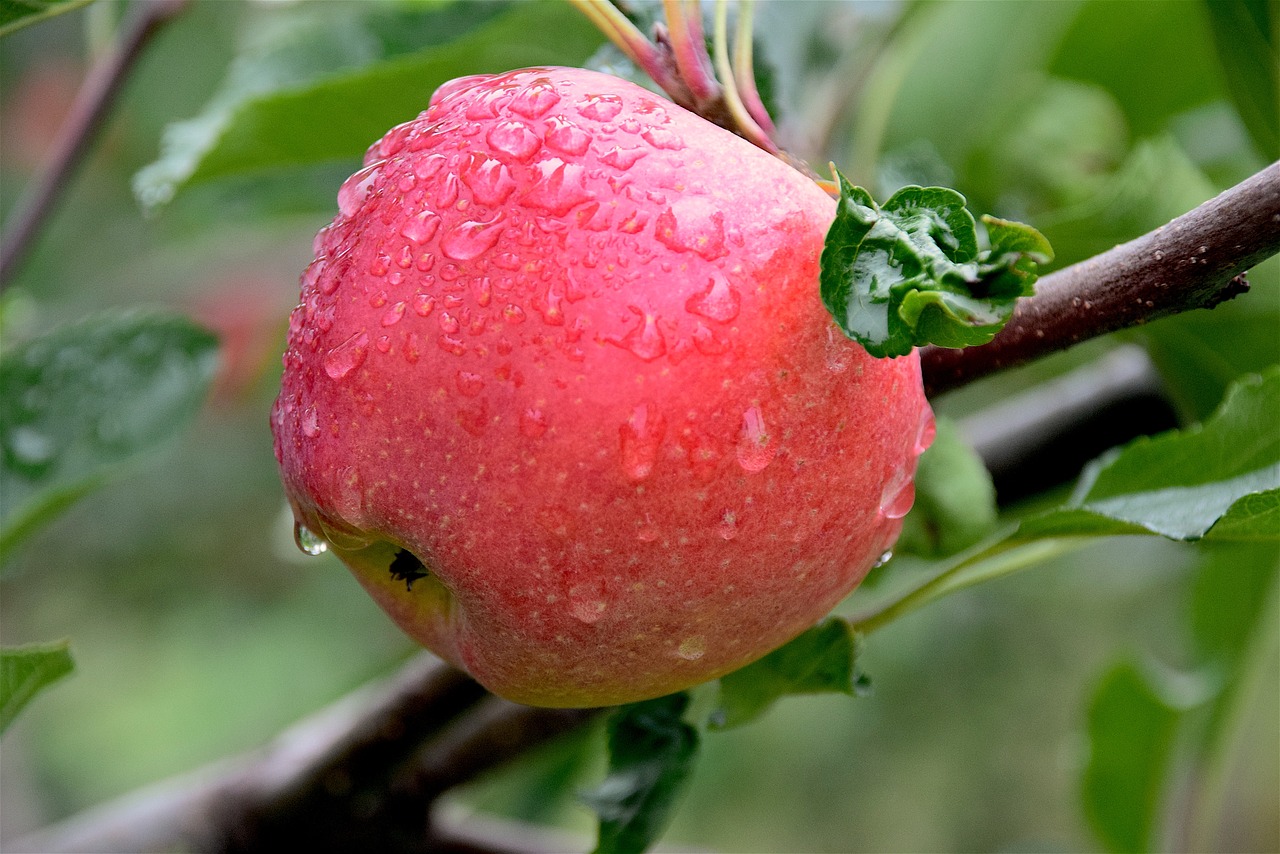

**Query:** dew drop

left=337, top=162, right=381, bottom=218
left=610, top=306, right=666, bottom=361
left=439, top=312, right=461, bottom=334
left=619, top=401, right=666, bottom=481
left=641, top=126, right=684, bottom=150
left=686, top=273, right=740, bottom=322
left=577, top=93, right=622, bottom=121
left=485, top=120, right=541, bottom=161
left=509, top=79, right=561, bottom=119
left=873, top=550, right=894, bottom=569
left=460, top=153, right=518, bottom=206
left=736, top=406, right=776, bottom=473
left=878, top=469, right=916, bottom=520
left=413, top=293, right=436, bottom=317
left=294, top=522, right=329, bottom=556
left=301, top=408, right=320, bottom=438
left=676, top=636, right=706, bottom=661
left=692, top=324, right=730, bottom=355
left=569, top=586, right=607, bottom=624
left=600, top=145, right=647, bottom=170
left=412, top=153, right=447, bottom=181
left=655, top=196, right=727, bottom=260
left=440, top=215, right=506, bottom=262
left=717, top=509, right=738, bottom=541
left=519, top=408, right=548, bottom=438
left=400, top=211, right=441, bottom=244
left=520, top=158, right=593, bottom=215
left=323, top=332, right=369, bottom=380
left=544, top=116, right=590, bottom=155
left=381, top=302, right=406, bottom=327
left=914, top=409, right=937, bottom=455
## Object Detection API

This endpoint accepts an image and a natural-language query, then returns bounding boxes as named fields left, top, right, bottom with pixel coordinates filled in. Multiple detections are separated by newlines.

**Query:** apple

left=272, top=67, right=933, bottom=708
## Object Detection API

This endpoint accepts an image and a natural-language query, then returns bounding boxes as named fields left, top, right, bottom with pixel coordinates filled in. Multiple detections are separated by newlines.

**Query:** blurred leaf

left=0, top=310, right=219, bottom=562
left=134, top=1, right=602, bottom=210
left=1081, top=661, right=1182, bottom=853
left=1191, top=543, right=1278, bottom=666
left=582, top=693, right=699, bottom=854
left=1020, top=369, right=1280, bottom=542
left=1, top=640, right=73, bottom=733
left=897, top=417, right=998, bottom=557
left=820, top=174, right=1049, bottom=357
left=0, top=0, right=92, bottom=38
left=1202, top=0, right=1278, bottom=159
left=710, top=619, right=862, bottom=731
left=1049, top=0, right=1223, bottom=139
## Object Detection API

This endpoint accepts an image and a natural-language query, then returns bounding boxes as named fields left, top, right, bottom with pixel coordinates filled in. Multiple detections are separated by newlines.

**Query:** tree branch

left=921, top=161, right=1280, bottom=397
left=0, top=0, right=188, bottom=291
left=12, top=655, right=597, bottom=854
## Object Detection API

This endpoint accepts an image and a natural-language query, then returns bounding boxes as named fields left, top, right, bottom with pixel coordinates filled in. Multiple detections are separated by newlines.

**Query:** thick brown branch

left=0, top=0, right=188, bottom=291
left=11, top=655, right=597, bottom=854
left=922, top=161, right=1280, bottom=396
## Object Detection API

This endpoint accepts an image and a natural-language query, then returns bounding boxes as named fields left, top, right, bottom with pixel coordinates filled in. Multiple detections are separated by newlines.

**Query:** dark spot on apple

left=390, top=549, right=429, bottom=590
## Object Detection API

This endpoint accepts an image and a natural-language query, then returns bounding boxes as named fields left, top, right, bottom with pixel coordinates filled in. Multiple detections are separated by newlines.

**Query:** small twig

left=0, top=0, right=189, bottom=291
left=921, top=161, right=1280, bottom=396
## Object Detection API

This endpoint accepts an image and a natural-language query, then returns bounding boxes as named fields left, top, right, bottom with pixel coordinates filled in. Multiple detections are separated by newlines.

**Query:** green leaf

left=1, top=640, right=73, bottom=733
left=820, top=170, right=1051, bottom=357
left=582, top=693, right=699, bottom=854
left=1202, top=0, right=1278, bottom=159
left=133, top=1, right=603, bottom=210
left=710, top=619, right=863, bottom=731
left=0, top=0, right=93, bottom=38
left=0, top=310, right=219, bottom=561
left=896, top=417, right=998, bottom=558
left=1020, top=369, right=1280, bottom=542
left=1081, top=661, right=1182, bottom=853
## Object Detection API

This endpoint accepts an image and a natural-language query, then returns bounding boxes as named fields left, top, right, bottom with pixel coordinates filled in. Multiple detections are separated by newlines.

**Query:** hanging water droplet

left=577, top=93, right=622, bottom=121
left=337, top=162, right=381, bottom=218
left=619, top=401, right=666, bottom=481
left=509, top=78, right=561, bottom=119
left=736, top=406, right=776, bottom=473
left=914, top=409, right=937, bottom=455
left=600, top=145, right=647, bottom=170
left=686, top=273, right=740, bottom=322
left=878, top=469, right=916, bottom=520
left=544, top=116, right=590, bottom=155
left=873, top=550, right=893, bottom=569
left=676, top=636, right=706, bottom=661
left=323, top=332, right=369, bottom=380
left=460, top=153, right=518, bottom=206
left=400, top=211, right=441, bottom=244
left=520, top=158, right=593, bottom=215
left=293, top=522, right=329, bottom=556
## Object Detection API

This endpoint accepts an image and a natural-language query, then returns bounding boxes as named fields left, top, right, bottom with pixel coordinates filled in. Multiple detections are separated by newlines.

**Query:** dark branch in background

left=0, top=0, right=188, bottom=292
left=14, top=654, right=601, bottom=854
left=921, top=161, right=1280, bottom=396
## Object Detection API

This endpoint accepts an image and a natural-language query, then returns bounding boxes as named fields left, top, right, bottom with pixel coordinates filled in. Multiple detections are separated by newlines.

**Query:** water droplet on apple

left=440, top=215, right=506, bottom=262
left=485, top=120, right=541, bottom=161
left=914, top=410, right=937, bottom=455
left=400, top=211, right=441, bottom=244
left=676, top=636, right=706, bottom=660
left=600, top=145, right=647, bottom=170
left=509, top=78, right=560, bottom=119
left=619, top=401, right=666, bottom=481
left=569, top=587, right=608, bottom=624
left=577, top=93, right=622, bottom=121
left=301, top=407, right=320, bottom=438
left=686, top=273, right=740, bottom=322
left=878, top=469, right=916, bottom=520
left=610, top=306, right=666, bottom=362
left=323, top=332, right=369, bottom=380
left=294, top=522, right=329, bottom=556
left=460, top=153, right=517, bottom=206
left=544, top=116, right=590, bottom=155
left=716, top=510, right=738, bottom=541
left=520, top=158, right=593, bottom=215
left=337, top=162, right=381, bottom=218
left=439, top=312, right=461, bottom=334
left=873, top=550, right=893, bottom=569
left=413, top=293, right=435, bottom=317
left=381, top=302, right=406, bottom=327
left=655, top=196, right=727, bottom=260
left=736, top=406, right=776, bottom=473
left=641, top=126, right=684, bottom=150
left=519, top=408, right=548, bottom=438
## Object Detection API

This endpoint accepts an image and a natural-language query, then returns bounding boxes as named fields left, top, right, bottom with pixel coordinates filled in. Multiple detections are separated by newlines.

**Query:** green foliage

left=0, top=311, right=219, bottom=562
left=820, top=173, right=1050, bottom=357
left=710, top=619, right=864, bottom=731
left=1202, top=0, right=1278, bottom=159
left=0, top=640, right=73, bottom=733
left=582, top=694, right=700, bottom=854
left=133, top=1, right=603, bottom=211
left=0, top=0, right=92, bottom=38
left=1021, top=369, right=1280, bottom=542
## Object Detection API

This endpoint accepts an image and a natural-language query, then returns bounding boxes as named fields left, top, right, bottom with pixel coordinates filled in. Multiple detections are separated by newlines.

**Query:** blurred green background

left=1, top=1, right=1275, bottom=851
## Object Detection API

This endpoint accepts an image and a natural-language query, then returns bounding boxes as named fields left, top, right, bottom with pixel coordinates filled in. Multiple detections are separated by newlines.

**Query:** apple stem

left=730, top=1, right=778, bottom=140
left=712, top=0, right=780, bottom=154
left=663, top=0, right=721, bottom=107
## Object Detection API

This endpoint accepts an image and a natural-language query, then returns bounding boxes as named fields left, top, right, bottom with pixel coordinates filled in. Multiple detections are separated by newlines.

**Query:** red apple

left=272, top=67, right=932, bottom=707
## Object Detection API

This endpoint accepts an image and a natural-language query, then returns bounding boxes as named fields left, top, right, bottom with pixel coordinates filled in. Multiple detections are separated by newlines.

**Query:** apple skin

left=272, top=67, right=933, bottom=708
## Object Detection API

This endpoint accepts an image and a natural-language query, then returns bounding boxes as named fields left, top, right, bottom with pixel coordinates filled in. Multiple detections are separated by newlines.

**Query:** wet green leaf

left=0, top=310, right=219, bottom=561
left=820, top=171, right=1050, bottom=357
left=582, top=693, right=699, bottom=854
left=1, top=640, right=73, bottom=733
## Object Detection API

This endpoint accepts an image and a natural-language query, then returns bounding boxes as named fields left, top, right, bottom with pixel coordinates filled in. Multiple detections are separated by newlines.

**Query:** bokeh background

left=2, top=1, right=1276, bottom=851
